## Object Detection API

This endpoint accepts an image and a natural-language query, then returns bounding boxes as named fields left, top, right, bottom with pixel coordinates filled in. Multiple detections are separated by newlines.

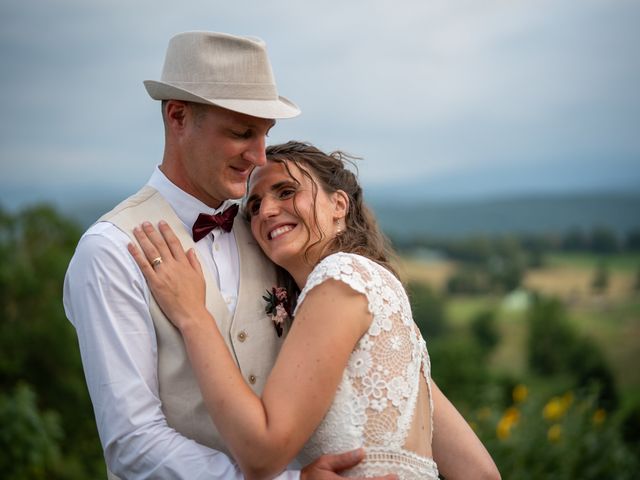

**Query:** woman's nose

left=259, top=195, right=279, bottom=217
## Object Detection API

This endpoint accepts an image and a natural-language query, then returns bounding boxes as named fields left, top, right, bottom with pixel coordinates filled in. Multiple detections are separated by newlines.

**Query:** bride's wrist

left=177, top=309, right=215, bottom=335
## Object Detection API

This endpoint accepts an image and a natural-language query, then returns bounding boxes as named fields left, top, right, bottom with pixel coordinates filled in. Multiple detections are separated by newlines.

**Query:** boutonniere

left=263, top=286, right=291, bottom=337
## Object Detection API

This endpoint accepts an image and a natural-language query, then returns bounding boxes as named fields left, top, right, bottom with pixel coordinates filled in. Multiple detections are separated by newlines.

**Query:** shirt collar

left=147, top=166, right=240, bottom=231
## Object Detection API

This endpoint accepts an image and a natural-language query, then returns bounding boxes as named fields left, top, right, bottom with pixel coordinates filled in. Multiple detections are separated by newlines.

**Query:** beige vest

left=101, top=186, right=283, bottom=478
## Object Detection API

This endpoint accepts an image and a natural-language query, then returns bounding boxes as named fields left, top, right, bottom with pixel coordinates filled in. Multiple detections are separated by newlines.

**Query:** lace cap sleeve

left=294, top=252, right=375, bottom=316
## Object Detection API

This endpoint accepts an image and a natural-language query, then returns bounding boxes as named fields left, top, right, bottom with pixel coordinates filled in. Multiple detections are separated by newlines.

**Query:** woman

left=129, top=141, right=499, bottom=480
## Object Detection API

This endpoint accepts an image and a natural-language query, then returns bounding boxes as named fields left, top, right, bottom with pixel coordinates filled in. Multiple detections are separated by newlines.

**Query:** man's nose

left=244, top=135, right=267, bottom=167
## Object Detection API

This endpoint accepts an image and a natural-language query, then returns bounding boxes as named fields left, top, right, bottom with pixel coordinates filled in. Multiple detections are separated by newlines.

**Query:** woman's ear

left=332, top=190, right=349, bottom=221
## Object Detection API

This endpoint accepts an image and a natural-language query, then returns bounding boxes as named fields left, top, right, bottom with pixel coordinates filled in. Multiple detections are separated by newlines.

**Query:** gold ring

left=151, top=256, right=163, bottom=268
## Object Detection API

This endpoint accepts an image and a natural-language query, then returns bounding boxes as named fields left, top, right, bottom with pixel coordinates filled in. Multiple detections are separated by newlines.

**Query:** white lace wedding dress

left=295, top=253, right=439, bottom=480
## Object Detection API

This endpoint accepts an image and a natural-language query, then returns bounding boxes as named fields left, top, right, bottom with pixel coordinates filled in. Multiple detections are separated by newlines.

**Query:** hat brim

left=143, top=80, right=300, bottom=119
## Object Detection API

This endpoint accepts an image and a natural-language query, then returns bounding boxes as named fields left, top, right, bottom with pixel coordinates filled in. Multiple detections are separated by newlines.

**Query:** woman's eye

left=248, top=200, right=261, bottom=216
left=279, top=188, right=295, bottom=199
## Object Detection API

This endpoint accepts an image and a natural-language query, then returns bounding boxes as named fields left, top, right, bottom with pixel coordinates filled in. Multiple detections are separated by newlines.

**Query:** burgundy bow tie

left=192, top=204, right=239, bottom=242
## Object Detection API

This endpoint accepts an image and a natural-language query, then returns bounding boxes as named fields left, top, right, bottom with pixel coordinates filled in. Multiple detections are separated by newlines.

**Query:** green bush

left=591, top=261, right=610, bottom=293
left=470, top=309, right=500, bottom=355
left=429, top=337, right=493, bottom=410
left=446, top=267, right=489, bottom=295
left=407, top=281, right=448, bottom=339
left=0, top=204, right=103, bottom=479
left=471, top=386, right=638, bottom=479
left=619, top=398, right=640, bottom=458
left=0, top=384, right=62, bottom=480
left=526, top=295, right=618, bottom=409
left=527, top=296, right=577, bottom=376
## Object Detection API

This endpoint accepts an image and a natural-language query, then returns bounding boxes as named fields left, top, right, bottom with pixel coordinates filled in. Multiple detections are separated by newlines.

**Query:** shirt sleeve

left=63, top=222, right=300, bottom=480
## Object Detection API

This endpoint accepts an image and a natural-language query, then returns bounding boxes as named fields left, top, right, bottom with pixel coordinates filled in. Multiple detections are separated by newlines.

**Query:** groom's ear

left=332, top=190, right=349, bottom=221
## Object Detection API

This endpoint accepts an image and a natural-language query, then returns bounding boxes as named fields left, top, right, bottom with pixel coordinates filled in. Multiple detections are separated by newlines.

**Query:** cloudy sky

left=1, top=0, right=639, bottom=209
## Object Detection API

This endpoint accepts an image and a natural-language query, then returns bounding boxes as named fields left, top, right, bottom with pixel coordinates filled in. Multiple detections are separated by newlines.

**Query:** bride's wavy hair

left=250, top=141, right=400, bottom=300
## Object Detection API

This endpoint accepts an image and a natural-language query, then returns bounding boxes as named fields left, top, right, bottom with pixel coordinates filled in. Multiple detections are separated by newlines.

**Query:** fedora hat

left=144, top=31, right=300, bottom=119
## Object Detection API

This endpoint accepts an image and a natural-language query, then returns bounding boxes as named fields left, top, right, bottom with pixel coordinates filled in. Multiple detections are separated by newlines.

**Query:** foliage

left=407, top=281, right=448, bottom=339
left=0, top=384, right=62, bottom=480
left=590, top=226, right=620, bottom=254
left=470, top=310, right=500, bottom=354
left=430, top=285, right=633, bottom=476
left=619, top=398, right=640, bottom=459
left=561, top=227, right=590, bottom=251
left=394, top=225, right=638, bottom=261
left=446, top=267, right=489, bottom=295
left=429, top=336, right=494, bottom=410
left=527, top=296, right=583, bottom=375
left=626, top=228, right=640, bottom=251
left=591, top=261, right=610, bottom=293
left=485, top=237, right=527, bottom=291
left=435, top=235, right=528, bottom=295
left=472, top=386, right=639, bottom=479
left=0, top=204, right=104, bottom=478
left=526, top=295, right=618, bottom=409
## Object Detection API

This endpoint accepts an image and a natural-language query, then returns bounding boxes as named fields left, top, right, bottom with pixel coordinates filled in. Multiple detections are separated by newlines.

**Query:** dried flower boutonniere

left=263, top=286, right=291, bottom=337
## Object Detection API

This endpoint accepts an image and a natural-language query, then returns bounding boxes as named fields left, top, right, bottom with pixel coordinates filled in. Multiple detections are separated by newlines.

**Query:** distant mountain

left=365, top=159, right=640, bottom=203
left=369, top=192, right=640, bottom=239
left=2, top=184, right=638, bottom=239
left=0, top=184, right=138, bottom=228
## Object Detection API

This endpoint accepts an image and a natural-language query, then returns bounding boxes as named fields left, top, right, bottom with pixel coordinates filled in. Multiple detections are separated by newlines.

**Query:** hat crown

left=161, top=32, right=276, bottom=89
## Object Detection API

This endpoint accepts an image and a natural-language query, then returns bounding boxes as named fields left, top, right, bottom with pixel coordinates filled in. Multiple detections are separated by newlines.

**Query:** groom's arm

left=63, top=222, right=301, bottom=479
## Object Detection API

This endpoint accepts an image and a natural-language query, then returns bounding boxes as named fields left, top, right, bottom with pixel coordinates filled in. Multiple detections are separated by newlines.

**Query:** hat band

left=164, top=81, right=277, bottom=100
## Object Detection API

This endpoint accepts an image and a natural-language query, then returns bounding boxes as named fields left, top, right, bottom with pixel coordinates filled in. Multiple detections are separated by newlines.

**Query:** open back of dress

left=296, top=253, right=439, bottom=480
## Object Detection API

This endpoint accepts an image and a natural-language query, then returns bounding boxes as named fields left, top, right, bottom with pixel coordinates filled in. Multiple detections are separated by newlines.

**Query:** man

left=64, top=31, right=383, bottom=479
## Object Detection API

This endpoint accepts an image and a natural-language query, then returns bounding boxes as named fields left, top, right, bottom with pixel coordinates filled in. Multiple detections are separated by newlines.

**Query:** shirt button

left=214, top=243, right=220, bottom=251
left=237, top=331, right=247, bottom=342
left=248, top=374, right=257, bottom=385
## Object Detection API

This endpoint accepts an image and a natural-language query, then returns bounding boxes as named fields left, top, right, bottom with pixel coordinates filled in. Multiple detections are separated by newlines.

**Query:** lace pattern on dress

left=296, top=253, right=438, bottom=479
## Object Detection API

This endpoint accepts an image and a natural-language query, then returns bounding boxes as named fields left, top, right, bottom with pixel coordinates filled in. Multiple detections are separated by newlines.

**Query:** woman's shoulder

left=317, top=252, right=399, bottom=284
left=305, top=252, right=394, bottom=295
left=296, top=253, right=376, bottom=312
left=315, top=251, right=380, bottom=273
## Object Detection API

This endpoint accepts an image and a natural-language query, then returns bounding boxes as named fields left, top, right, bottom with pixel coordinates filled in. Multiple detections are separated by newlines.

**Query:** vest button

left=237, top=331, right=247, bottom=342
left=248, top=374, right=257, bottom=384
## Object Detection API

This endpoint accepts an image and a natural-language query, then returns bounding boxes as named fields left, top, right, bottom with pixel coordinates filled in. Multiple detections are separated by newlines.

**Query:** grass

left=568, top=299, right=640, bottom=389
left=524, top=265, right=636, bottom=301
left=446, top=296, right=498, bottom=327
left=546, top=252, right=640, bottom=272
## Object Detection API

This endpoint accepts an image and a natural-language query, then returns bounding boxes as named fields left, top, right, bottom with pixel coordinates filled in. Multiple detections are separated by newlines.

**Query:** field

left=400, top=252, right=640, bottom=396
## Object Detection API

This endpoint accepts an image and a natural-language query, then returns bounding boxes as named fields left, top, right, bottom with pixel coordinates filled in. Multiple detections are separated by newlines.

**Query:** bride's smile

left=268, top=224, right=295, bottom=240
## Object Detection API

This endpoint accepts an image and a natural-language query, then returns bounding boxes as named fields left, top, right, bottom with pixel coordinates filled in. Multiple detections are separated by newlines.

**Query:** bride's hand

left=128, top=221, right=209, bottom=331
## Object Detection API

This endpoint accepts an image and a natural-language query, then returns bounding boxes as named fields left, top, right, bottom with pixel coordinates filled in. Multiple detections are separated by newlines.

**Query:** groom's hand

left=300, top=448, right=397, bottom=480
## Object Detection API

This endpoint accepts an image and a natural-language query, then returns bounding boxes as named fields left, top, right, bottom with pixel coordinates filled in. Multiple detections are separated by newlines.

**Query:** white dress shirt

left=63, top=167, right=300, bottom=479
